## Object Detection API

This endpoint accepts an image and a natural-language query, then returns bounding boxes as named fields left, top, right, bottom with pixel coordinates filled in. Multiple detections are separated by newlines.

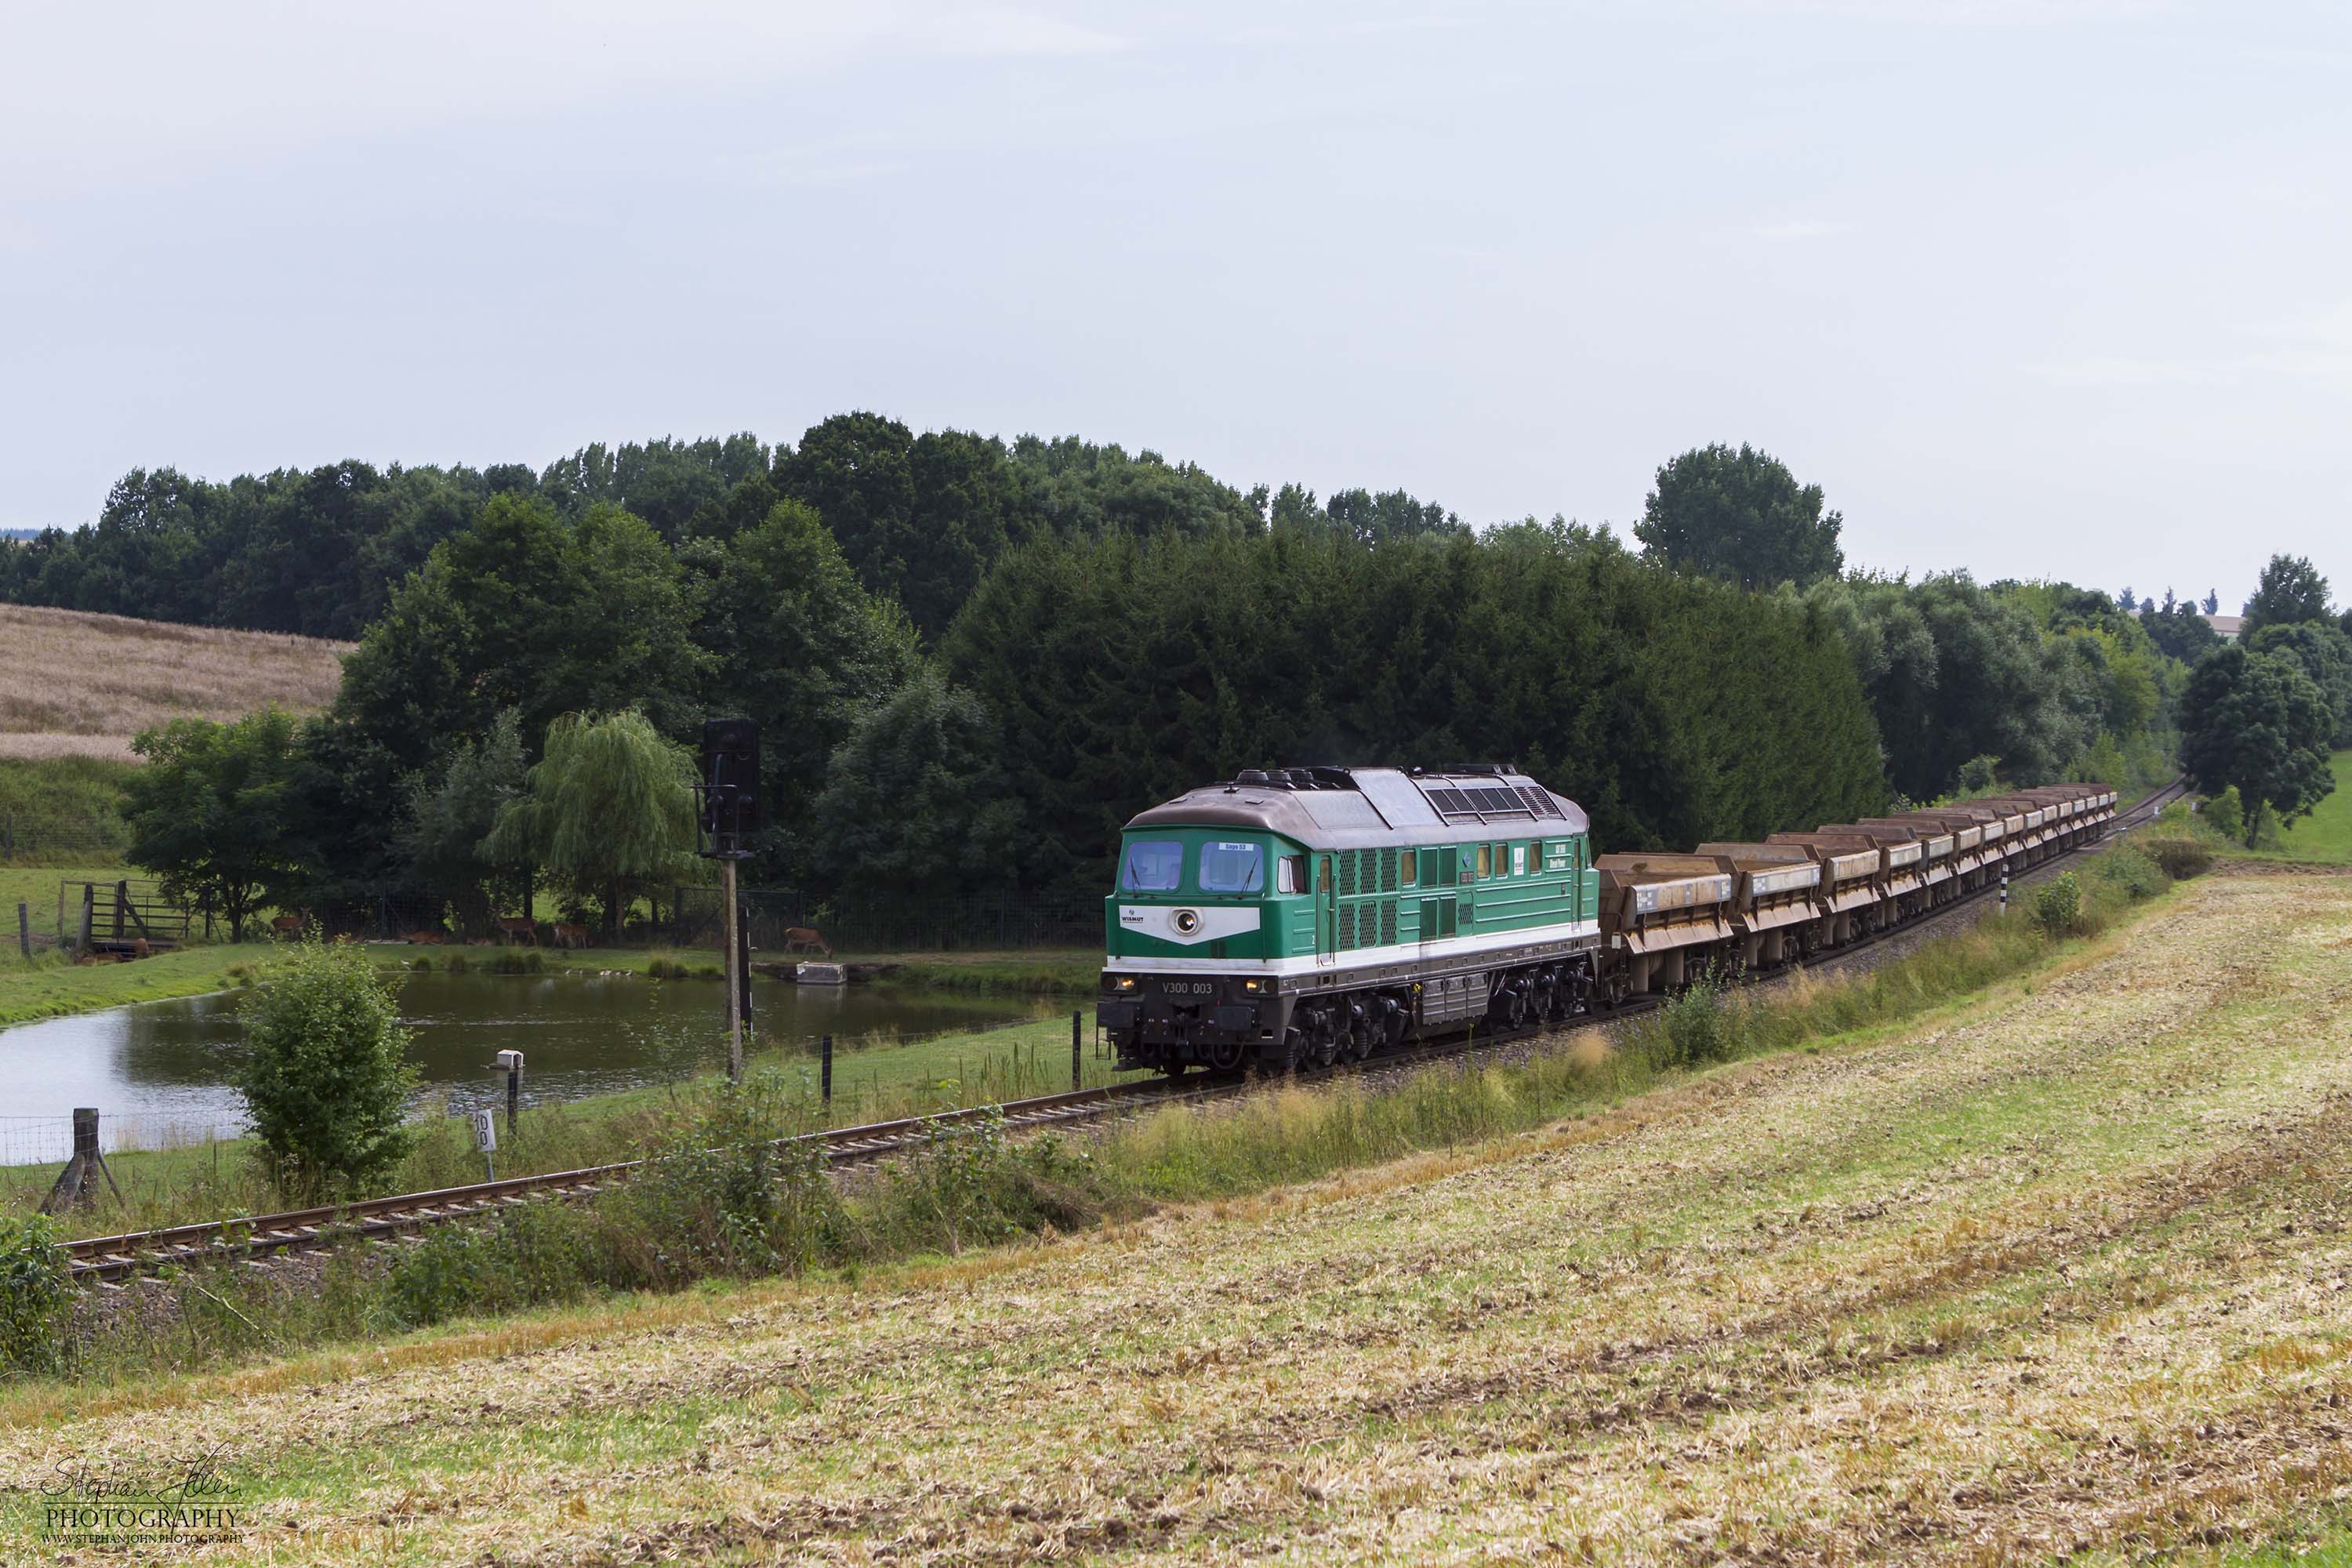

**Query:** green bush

left=2201, top=786, right=2245, bottom=844
left=1633, top=974, right=1747, bottom=1069
left=0, top=1214, right=71, bottom=1377
left=486, top=950, right=542, bottom=975
left=238, top=935, right=420, bottom=1200
left=443, top=952, right=470, bottom=975
left=388, top=1201, right=605, bottom=1328
left=2032, top=872, right=2083, bottom=936
left=593, top=1076, right=843, bottom=1290
left=869, top=1115, right=1098, bottom=1257
left=2089, top=844, right=2167, bottom=901
left=2143, top=838, right=2212, bottom=880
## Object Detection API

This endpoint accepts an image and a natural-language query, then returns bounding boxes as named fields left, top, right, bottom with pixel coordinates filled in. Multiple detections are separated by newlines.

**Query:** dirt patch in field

left=6, top=874, right=2352, bottom=1565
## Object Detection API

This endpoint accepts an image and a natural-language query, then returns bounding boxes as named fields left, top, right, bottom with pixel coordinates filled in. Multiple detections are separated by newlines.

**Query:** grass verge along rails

left=3, top=862, right=2343, bottom=1561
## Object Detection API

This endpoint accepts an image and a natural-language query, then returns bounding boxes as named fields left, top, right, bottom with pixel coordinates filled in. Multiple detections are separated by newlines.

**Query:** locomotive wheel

left=1312, top=1014, right=1341, bottom=1069
left=1207, top=1037, right=1246, bottom=1073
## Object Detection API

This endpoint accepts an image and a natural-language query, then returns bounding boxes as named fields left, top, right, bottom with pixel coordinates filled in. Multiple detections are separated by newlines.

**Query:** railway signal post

left=496, top=1049, right=523, bottom=1138
left=698, top=719, right=760, bottom=1085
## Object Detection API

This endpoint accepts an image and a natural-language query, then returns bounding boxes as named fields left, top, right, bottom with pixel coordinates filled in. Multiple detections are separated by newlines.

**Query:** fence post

left=821, top=1033, right=833, bottom=1105
left=16, top=902, right=30, bottom=960
left=1072, top=1010, right=1082, bottom=1091
left=41, top=1108, right=120, bottom=1214
left=1999, top=869, right=2009, bottom=913
left=78, top=884, right=95, bottom=954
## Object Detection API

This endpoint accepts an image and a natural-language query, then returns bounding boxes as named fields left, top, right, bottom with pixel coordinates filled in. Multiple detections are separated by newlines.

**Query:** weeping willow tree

left=485, top=710, right=699, bottom=938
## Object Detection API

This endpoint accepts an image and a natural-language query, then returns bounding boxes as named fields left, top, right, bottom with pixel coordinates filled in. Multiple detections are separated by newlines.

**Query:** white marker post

left=472, top=1108, right=497, bottom=1182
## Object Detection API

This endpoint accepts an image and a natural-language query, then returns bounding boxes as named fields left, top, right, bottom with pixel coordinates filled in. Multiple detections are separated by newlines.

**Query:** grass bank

left=0, top=758, right=134, bottom=864
left=0, top=938, right=278, bottom=1029
left=2234, top=748, right=2352, bottom=865
left=12, top=851, right=2338, bottom=1561
left=0, top=838, right=2185, bottom=1383
left=0, top=1006, right=1130, bottom=1236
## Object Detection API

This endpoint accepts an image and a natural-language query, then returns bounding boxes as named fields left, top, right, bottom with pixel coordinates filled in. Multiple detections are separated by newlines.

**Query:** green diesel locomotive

left=1095, top=765, right=1602, bottom=1075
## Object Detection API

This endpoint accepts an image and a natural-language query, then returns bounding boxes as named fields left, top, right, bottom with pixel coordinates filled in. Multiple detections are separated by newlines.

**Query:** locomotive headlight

left=1241, top=978, right=1266, bottom=995
left=1105, top=975, right=1137, bottom=993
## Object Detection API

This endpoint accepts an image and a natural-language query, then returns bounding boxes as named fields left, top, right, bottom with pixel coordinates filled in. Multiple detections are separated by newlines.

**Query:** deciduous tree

left=484, top=711, right=699, bottom=938
left=1634, top=443, right=1844, bottom=590
left=808, top=671, right=1020, bottom=896
left=124, top=708, right=306, bottom=939
left=2180, top=645, right=2336, bottom=842
left=2241, top=554, right=2332, bottom=637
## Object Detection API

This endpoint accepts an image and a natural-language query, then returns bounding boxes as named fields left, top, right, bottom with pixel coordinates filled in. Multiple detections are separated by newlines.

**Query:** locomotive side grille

left=1380, top=898, right=1398, bottom=946
left=1379, top=848, right=1398, bottom=892
left=1338, top=852, right=1357, bottom=897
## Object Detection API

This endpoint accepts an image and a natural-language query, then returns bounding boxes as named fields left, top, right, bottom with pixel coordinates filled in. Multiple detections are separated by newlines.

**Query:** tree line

left=25, top=423, right=2215, bottom=923
left=0, top=418, right=1462, bottom=642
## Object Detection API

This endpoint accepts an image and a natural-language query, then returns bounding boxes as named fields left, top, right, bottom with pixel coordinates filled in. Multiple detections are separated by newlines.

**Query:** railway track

left=60, top=777, right=2190, bottom=1288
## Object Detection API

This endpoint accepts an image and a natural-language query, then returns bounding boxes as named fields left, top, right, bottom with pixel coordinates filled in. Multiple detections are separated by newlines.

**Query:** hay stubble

left=6, top=876, right=2352, bottom=1564
left=0, top=603, right=349, bottom=757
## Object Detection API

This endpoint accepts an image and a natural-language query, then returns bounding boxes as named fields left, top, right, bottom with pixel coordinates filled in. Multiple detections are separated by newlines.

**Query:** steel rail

left=60, top=778, right=2187, bottom=1287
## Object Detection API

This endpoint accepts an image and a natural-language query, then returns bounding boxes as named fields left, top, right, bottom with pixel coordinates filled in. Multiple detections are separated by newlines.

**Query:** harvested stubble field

left=0, top=603, right=350, bottom=760
left=9, top=872, right=2352, bottom=1564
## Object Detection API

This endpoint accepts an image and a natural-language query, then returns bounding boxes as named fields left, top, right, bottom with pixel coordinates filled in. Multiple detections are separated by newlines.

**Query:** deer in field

left=404, top=931, right=446, bottom=946
left=550, top=922, right=590, bottom=949
left=492, top=916, right=539, bottom=946
left=782, top=926, right=833, bottom=957
left=270, top=912, right=309, bottom=940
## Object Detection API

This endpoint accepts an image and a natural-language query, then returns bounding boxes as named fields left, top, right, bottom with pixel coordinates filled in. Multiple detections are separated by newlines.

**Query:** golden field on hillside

left=9, top=873, right=2352, bottom=1563
left=0, top=604, right=350, bottom=759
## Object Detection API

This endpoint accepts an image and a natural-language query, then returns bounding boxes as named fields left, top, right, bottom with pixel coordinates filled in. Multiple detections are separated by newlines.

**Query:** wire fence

left=674, top=887, right=1101, bottom=954
left=0, top=1112, right=243, bottom=1167
left=8, top=873, right=1104, bottom=956
left=0, top=814, right=132, bottom=865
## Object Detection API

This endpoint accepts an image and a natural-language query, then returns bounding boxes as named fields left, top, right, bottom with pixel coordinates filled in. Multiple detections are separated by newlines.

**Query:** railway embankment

left=15, top=860, right=2350, bottom=1559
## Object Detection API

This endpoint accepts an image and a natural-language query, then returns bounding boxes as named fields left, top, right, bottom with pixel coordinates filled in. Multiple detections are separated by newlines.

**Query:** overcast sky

left=3, top=1, right=2346, bottom=608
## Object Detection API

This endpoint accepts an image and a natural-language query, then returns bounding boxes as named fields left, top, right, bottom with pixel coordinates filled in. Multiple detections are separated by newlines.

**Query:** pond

left=0, top=971, right=1052, bottom=1160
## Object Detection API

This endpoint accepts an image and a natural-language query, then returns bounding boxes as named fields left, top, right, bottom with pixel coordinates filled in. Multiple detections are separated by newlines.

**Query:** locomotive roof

left=1123, top=765, right=1590, bottom=851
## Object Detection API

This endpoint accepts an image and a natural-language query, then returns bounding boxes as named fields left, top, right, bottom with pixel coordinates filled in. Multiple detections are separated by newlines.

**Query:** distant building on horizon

left=2203, top=612, right=2243, bottom=642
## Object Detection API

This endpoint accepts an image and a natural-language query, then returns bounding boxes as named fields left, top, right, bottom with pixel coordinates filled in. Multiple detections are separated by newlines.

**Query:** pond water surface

left=0, top=971, right=1048, bottom=1157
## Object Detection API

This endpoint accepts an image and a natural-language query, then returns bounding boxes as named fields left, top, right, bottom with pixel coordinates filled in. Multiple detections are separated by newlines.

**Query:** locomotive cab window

left=1512, top=844, right=1526, bottom=876
left=1400, top=849, right=1417, bottom=887
left=1276, top=855, right=1306, bottom=895
left=1198, top=840, right=1265, bottom=893
left=1120, top=840, right=1184, bottom=892
left=1475, top=844, right=1492, bottom=879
